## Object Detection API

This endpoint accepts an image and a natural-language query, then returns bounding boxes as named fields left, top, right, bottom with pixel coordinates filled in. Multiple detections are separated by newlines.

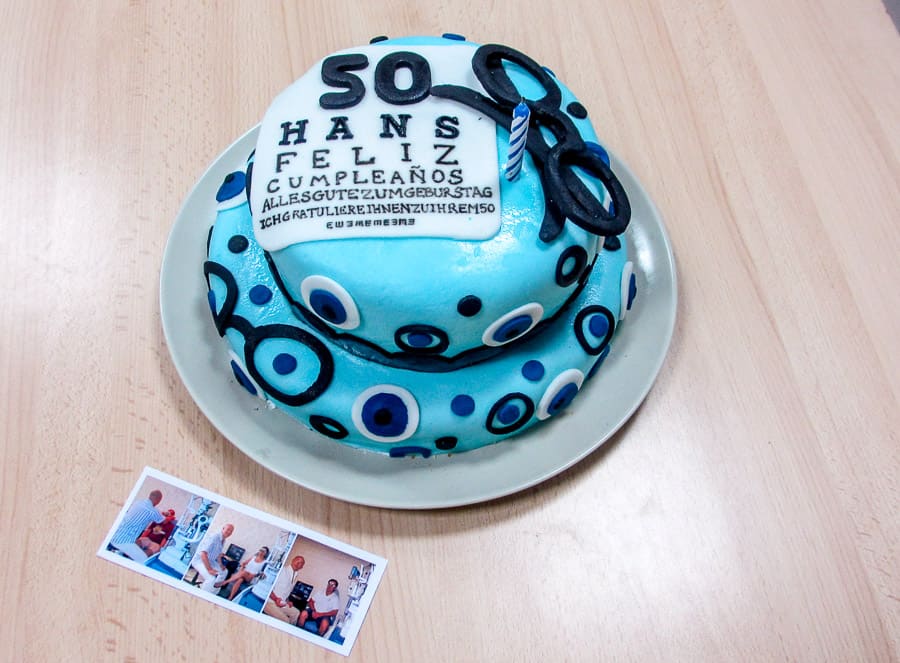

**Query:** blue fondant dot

left=272, top=353, right=297, bottom=375
left=522, top=360, right=545, bottom=382
left=442, top=33, right=466, bottom=40
left=498, top=403, right=521, bottom=425
left=407, top=332, right=433, bottom=348
left=216, top=171, right=246, bottom=202
left=628, top=273, right=637, bottom=309
left=589, top=314, right=610, bottom=338
left=309, top=289, right=348, bottom=325
left=207, top=290, right=217, bottom=314
left=451, top=395, right=475, bottom=417
left=361, top=393, right=408, bottom=437
left=548, top=383, right=579, bottom=416
left=228, top=235, right=249, bottom=253
left=249, top=284, right=272, bottom=305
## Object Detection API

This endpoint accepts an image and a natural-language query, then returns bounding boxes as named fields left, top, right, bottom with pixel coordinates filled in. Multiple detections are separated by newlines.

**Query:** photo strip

left=98, top=467, right=387, bottom=656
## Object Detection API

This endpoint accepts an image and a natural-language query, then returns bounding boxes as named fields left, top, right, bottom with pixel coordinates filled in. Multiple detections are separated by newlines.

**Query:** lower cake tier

left=205, top=181, right=637, bottom=457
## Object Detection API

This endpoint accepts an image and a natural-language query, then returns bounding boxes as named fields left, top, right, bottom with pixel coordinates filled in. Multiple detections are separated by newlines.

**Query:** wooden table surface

left=2, top=1, right=897, bottom=661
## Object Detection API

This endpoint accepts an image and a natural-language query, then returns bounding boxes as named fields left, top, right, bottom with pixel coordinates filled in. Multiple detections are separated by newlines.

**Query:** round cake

left=204, top=35, right=636, bottom=457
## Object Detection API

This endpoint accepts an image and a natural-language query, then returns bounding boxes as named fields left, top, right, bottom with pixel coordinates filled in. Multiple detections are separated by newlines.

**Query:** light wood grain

left=1, top=1, right=897, bottom=661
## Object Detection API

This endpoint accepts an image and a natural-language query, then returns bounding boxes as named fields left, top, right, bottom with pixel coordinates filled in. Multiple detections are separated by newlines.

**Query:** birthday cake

left=204, top=35, right=636, bottom=457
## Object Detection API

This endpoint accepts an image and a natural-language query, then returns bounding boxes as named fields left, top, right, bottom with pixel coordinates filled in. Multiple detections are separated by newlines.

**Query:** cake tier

left=205, top=175, right=636, bottom=457
left=249, top=36, right=629, bottom=368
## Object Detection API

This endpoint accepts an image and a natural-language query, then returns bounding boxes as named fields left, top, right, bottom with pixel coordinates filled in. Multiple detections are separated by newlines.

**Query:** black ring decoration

left=203, top=261, right=239, bottom=336
left=485, top=392, right=536, bottom=435
left=393, top=324, right=450, bottom=355
left=242, top=324, right=334, bottom=406
left=430, top=43, right=631, bottom=243
left=554, top=245, right=589, bottom=287
left=266, top=252, right=598, bottom=373
left=309, top=415, right=348, bottom=439
left=573, top=305, right=615, bottom=355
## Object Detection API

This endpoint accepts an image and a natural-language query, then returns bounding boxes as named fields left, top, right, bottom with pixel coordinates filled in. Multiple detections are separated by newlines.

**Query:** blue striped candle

left=505, top=101, right=531, bottom=181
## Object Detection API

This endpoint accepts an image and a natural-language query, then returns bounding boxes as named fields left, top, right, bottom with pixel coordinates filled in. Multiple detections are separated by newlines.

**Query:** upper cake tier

left=249, top=36, right=630, bottom=371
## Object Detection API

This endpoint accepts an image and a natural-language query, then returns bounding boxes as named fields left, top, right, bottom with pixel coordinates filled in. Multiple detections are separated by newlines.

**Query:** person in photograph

left=136, top=509, right=177, bottom=556
left=263, top=555, right=306, bottom=625
left=298, top=579, right=341, bottom=636
left=189, top=523, right=234, bottom=592
left=109, top=489, right=164, bottom=559
left=215, top=546, right=270, bottom=601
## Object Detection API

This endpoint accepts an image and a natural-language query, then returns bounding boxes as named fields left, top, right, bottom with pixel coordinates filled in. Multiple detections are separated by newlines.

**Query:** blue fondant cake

left=204, top=36, right=636, bottom=456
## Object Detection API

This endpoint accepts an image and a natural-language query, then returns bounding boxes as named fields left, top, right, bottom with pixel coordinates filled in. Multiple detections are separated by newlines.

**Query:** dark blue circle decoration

left=389, top=446, right=433, bottom=459
left=216, top=171, right=246, bottom=202
left=435, top=436, right=458, bottom=451
left=451, top=394, right=475, bottom=417
left=547, top=382, right=579, bottom=416
left=300, top=275, right=360, bottom=330
left=485, top=392, right=535, bottom=435
left=308, top=289, right=348, bottom=325
left=574, top=305, right=615, bottom=355
left=555, top=245, right=589, bottom=287
left=628, top=272, right=637, bottom=310
left=522, top=360, right=545, bottom=382
left=456, top=295, right=482, bottom=317
left=586, top=345, right=611, bottom=380
left=567, top=101, right=588, bottom=119
left=242, top=324, right=334, bottom=406
left=441, top=33, right=466, bottom=40
left=249, top=284, right=272, bottom=305
left=230, top=360, right=258, bottom=396
left=361, top=393, right=409, bottom=438
left=537, top=368, right=585, bottom=420
left=352, top=386, right=419, bottom=442
left=394, top=324, right=450, bottom=354
left=207, top=290, right=217, bottom=315
left=272, top=353, right=297, bottom=375
left=493, top=315, right=532, bottom=343
left=309, top=415, right=348, bottom=440
left=227, top=235, right=249, bottom=254
left=483, top=303, right=543, bottom=347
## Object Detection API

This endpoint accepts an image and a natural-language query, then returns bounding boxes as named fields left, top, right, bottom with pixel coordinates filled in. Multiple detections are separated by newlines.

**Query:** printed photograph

left=98, top=468, right=386, bottom=656
left=262, top=533, right=379, bottom=647
left=105, top=473, right=220, bottom=580
left=181, top=504, right=295, bottom=612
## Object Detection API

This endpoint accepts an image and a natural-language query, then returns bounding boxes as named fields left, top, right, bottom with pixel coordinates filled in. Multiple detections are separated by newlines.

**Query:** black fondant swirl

left=430, top=44, right=631, bottom=243
left=265, top=251, right=597, bottom=373
left=203, top=261, right=239, bottom=336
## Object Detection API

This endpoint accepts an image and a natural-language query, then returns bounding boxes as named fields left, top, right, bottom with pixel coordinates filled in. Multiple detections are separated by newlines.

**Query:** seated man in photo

left=263, top=555, right=306, bottom=625
left=298, top=579, right=341, bottom=636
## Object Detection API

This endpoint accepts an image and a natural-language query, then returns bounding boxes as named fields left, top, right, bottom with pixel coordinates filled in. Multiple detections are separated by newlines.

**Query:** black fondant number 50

left=320, top=51, right=432, bottom=109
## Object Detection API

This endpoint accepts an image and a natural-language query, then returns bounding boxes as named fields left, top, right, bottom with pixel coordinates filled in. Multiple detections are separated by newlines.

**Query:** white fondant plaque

left=251, top=44, right=501, bottom=251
